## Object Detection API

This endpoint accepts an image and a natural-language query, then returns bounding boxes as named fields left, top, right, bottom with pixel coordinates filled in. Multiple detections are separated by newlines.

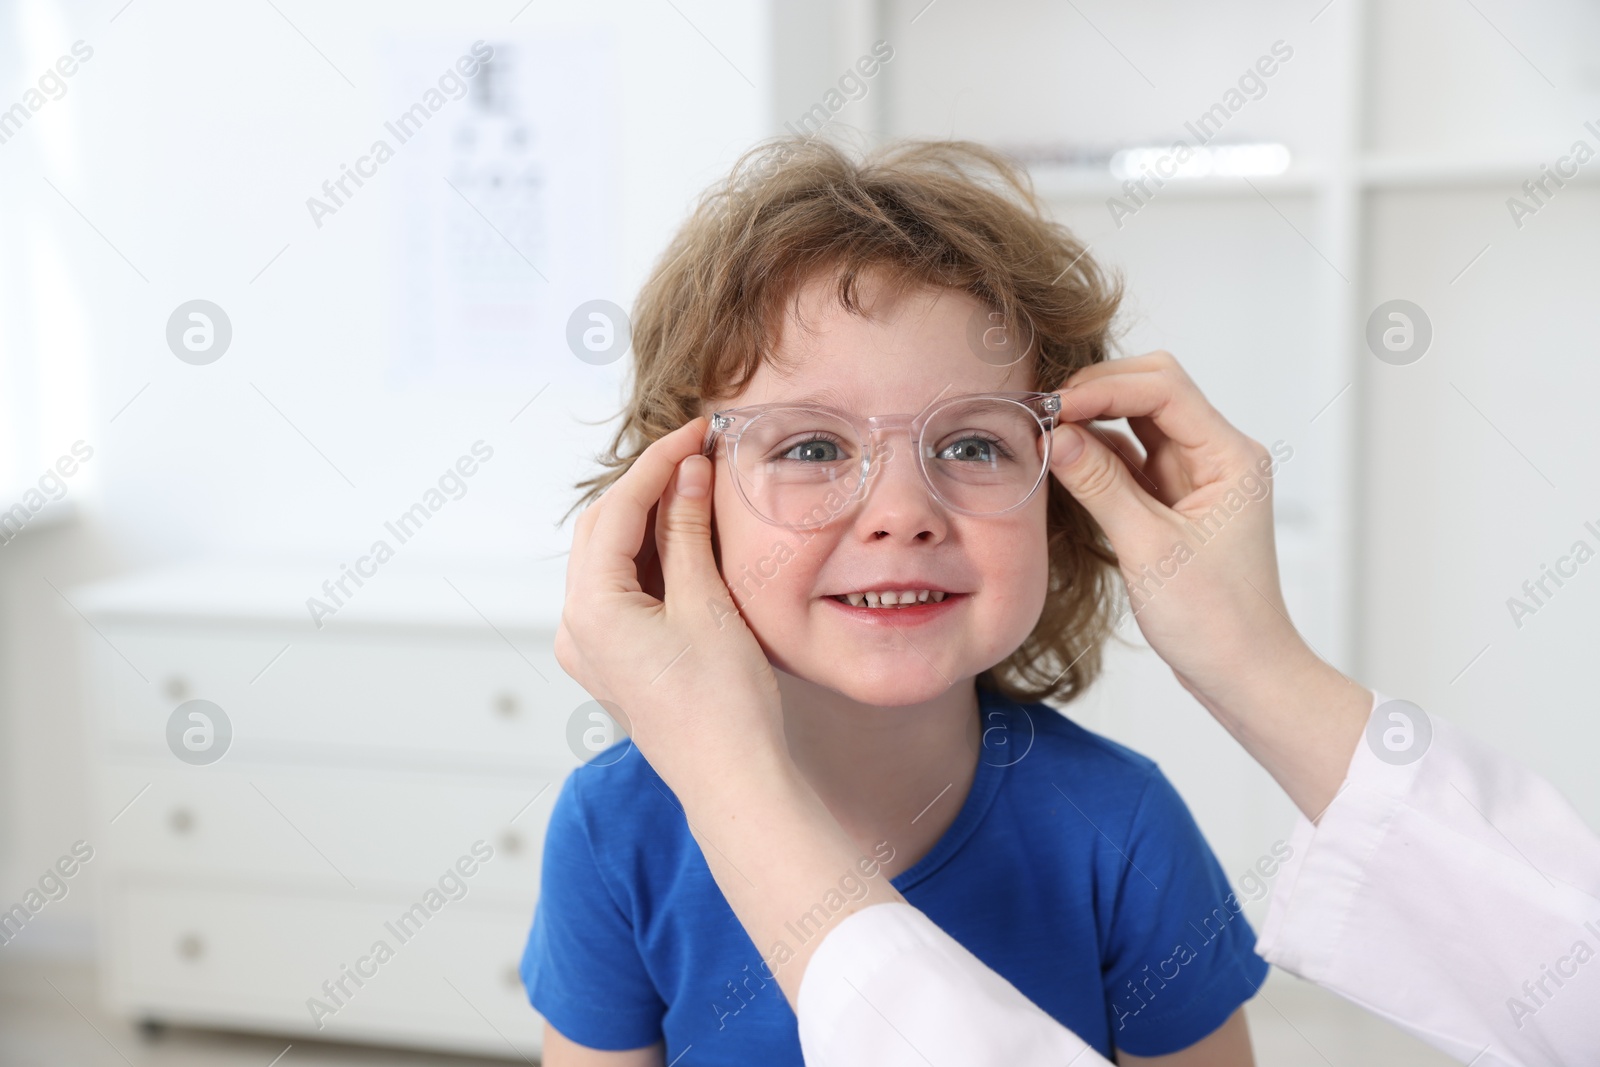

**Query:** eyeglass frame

left=700, top=390, right=1063, bottom=530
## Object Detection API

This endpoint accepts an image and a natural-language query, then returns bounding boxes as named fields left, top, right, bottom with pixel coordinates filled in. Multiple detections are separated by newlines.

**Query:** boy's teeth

left=841, top=590, right=948, bottom=608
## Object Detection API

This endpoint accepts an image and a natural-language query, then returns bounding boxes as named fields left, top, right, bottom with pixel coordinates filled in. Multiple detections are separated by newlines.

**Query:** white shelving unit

left=72, top=562, right=586, bottom=1060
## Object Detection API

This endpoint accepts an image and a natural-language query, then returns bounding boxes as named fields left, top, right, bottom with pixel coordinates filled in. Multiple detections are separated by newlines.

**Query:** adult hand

left=1044, top=351, right=1369, bottom=816
left=554, top=417, right=787, bottom=796
left=555, top=419, right=899, bottom=1012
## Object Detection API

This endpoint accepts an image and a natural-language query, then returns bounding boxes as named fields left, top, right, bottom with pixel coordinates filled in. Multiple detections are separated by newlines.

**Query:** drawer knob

left=177, top=933, right=205, bottom=961
left=493, top=692, right=520, bottom=718
left=164, top=676, right=191, bottom=701
left=500, top=830, right=524, bottom=855
left=168, top=808, right=195, bottom=835
left=504, top=964, right=522, bottom=990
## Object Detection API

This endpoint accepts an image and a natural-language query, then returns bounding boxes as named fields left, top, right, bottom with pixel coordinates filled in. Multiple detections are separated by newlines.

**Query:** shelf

left=1029, top=164, right=1323, bottom=201
left=68, top=559, right=570, bottom=632
left=1358, top=153, right=1600, bottom=188
left=1029, top=156, right=1600, bottom=200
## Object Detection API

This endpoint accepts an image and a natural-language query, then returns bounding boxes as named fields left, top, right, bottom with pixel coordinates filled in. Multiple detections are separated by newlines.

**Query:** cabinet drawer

left=106, top=881, right=545, bottom=1058
left=99, top=762, right=562, bottom=902
left=96, top=621, right=596, bottom=767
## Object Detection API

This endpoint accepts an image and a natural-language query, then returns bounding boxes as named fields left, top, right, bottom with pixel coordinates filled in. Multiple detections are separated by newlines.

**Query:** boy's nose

left=850, top=430, right=946, bottom=540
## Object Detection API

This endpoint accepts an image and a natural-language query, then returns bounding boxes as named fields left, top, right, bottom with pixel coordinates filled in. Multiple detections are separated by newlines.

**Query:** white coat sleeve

left=1255, top=689, right=1600, bottom=1066
left=796, top=900, right=1113, bottom=1067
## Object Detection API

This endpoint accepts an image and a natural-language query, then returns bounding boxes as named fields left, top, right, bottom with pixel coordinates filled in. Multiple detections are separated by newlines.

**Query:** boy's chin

left=786, top=661, right=961, bottom=708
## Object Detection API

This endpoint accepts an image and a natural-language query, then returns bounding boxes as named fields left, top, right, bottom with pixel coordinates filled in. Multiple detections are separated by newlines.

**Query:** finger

left=569, top=450, right=676, bottom=610
left=566, top=497, right=608, bottom=603
left=1123, top=412, right=1170, bottom=466
left=1059, top=351, right=1244, bottom=465
left=655, top=451, right=720, bottom=609
left=1055, top=370, right=1235, bottom=453
left=1059, top=352, right=1191, bottom=453
left=1084, top=424, right=1146, bottom=470
left=1039, top=422, right=1145, bottom=473
left=580, top=416, right=713, bottom=597
left=566, top=465, right=627, bottom=589
left=1059, top=349, right=1190, bottom=390
left=1048, top=421, right=1162, bottom=546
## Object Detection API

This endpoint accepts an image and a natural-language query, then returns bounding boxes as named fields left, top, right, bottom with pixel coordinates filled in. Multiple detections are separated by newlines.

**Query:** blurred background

left=1, top=0, right=1597, bottom=1063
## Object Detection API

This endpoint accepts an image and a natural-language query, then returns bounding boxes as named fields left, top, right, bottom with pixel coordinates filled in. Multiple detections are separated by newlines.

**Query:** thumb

left=1049, top=422, right=1154, bottom=543
left=656, top=452, right=721, bottom=596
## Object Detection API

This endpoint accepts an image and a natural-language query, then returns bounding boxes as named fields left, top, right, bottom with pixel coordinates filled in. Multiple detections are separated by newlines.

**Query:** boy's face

left=705, top=272, right=1051, bottom=708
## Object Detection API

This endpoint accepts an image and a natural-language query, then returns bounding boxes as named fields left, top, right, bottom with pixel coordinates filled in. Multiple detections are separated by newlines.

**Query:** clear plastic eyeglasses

left=701, top=390, right=1061, bottom=530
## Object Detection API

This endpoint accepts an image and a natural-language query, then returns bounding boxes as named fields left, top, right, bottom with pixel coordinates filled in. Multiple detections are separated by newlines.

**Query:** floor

left=0, top=955, right=1457, bottom=1066
left=1242, top=971, right=1458, bottom=1066
left=0, top=956, right=514, bottom=1067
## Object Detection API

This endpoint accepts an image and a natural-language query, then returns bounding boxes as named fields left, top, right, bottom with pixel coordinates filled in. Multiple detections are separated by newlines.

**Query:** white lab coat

left=797, top=690, right=1600, bottom=1066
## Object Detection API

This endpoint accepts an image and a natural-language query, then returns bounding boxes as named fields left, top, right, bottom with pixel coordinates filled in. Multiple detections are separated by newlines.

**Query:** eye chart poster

left=377, top=28, right=620, bottom=389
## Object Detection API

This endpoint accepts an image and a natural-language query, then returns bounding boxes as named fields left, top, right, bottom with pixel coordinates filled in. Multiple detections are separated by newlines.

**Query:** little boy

left=522, top=136, right=1266, bottom=1065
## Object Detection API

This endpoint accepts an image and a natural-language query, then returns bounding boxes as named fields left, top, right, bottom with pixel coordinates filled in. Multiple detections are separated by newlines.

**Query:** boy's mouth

left=821, top=590, right=968, bottom=627
left=827, top=589, right=952, bottom=609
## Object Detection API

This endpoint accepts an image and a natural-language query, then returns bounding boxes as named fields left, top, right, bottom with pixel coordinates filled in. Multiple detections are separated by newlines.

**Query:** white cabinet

left=75, top=562, right=585, bottom=1060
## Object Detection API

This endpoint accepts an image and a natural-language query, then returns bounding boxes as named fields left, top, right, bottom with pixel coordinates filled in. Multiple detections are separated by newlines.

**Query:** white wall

left=1360, top=0, right=1600, bottom=819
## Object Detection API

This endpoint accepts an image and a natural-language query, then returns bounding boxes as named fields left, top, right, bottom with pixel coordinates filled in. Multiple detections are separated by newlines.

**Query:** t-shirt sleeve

left=1098, top=767, right=1270, bottom=1057
left=519, top=769, right=667, bottom=1050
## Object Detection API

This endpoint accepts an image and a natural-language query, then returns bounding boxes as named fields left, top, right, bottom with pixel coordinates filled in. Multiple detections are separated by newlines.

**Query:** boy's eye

left=935, top=433, right=1011, bottom=464
left=779, top=435, right=847, bottom=463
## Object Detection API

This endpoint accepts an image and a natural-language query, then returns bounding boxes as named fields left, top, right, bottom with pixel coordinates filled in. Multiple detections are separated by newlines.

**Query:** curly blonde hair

left=565, top=135, right=1125, bottom=706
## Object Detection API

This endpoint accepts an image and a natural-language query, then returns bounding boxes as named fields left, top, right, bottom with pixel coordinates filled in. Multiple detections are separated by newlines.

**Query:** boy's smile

left=704, top=269, right=1051, bottom=710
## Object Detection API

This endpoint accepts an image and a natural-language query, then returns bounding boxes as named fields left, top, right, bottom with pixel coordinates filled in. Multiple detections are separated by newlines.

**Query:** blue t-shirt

left=520, top=686, right=1268, bottom=1062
